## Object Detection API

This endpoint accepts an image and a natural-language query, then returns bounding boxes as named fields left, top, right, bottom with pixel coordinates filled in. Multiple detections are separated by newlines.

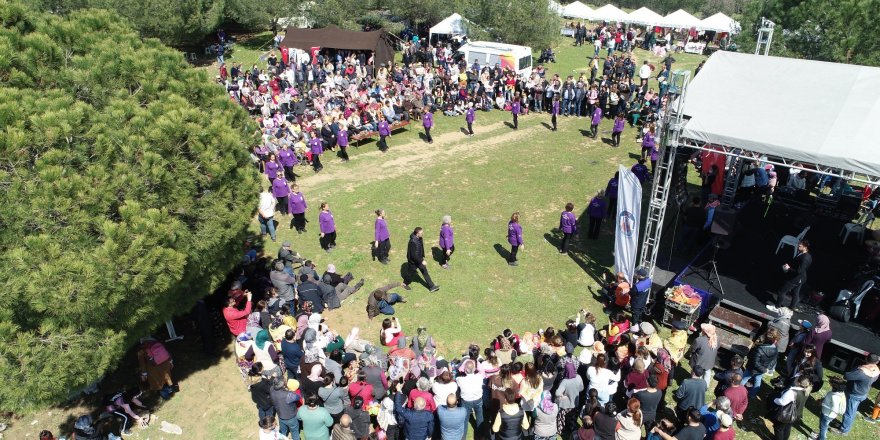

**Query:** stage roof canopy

left=281, top=26, right=395, bottom=66
left=680, top=51, right=880, bottom=180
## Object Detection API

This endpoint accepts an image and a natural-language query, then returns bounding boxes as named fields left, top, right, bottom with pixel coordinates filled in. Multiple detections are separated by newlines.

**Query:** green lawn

left=9, top=34, right=880, bottom=440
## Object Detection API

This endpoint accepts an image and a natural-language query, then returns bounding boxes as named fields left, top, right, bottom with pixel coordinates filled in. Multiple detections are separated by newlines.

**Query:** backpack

left=654, top=347, right=673, bottom=372
left=145, top=341, right=171, bottom=365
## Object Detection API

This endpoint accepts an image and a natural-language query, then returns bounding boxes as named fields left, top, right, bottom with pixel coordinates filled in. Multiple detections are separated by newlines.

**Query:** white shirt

left=639, top=64, right=651, bottom=79
left=588, top=367, right=621, bottom=395
left=431, top=381, right=459, bottom=408
left=259, top=192, right=277, bottom=218
left=773, top=386, right=805, bottom=406
left=456, top=373, right=484, bottom=402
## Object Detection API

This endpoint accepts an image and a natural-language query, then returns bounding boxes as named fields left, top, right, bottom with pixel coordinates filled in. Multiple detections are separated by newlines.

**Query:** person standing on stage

left=587, top=191, right=607, bottom=240
left=590, top=104, right=602, bottom=138
left=374, top=209, right=391, bottom=265
left=465, top=103, right=475, bottom=136
left=309, top=133, right=324, bottom=172
left=288, top=184, right=308, bottom=233
left=511, top=93, right=521, bottom=129
left=551, top=95, right=560, bottom=131
left=318, top=202, right=337, bottom=252
left=337, top=123, right=350, bottom=161
left=272, top=174, right=291, bottom=217
left=403, top=227, right=440, bottom=292
left=605, top=172, right=619, bottom=217
left=768, top=239, right=812, bottom=312
left=439, top=215, right=455, bottom=269
left=423, top=108, right=434, bottom=144
left=377, top=115, right=391, bottom=152
left=559, top=203, right=577, bottom=253
left=612, top=113, right=625, bottom=147
left=507, top=212, right=524, bottom=266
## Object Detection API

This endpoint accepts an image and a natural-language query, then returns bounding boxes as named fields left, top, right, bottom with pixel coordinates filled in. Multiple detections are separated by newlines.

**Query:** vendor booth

left=428, top=13, right=473, bottom=44
left=562, top=1, right=593, bottom=19
left=643, top=51, right=880, bottom=371
left=591, top=4, right=629, bottom=23
left=625, top=7, right=665, bottom=26
left=280, top=25, right=396, bottom=66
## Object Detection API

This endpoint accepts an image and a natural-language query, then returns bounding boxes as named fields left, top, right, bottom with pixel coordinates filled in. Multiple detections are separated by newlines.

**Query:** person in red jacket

left=223, top=290, right=252, bottom=335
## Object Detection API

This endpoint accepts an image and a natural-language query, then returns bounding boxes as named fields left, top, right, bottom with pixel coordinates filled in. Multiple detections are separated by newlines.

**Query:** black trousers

left=560, top=232, right=573, bottom=252
left=607, top=198, right=617, bottom=217
left=277, top=196, right=288, bottom=215
left=424, top=127, right=433, bottom=142
left=441, top=245, right=455, bottom=265
left=403, top=262, right=435, bottom=289
left=777, top=278, right=804, bottom=308
left=588, top=216, right=602, bottom=239
left=510, top=244, right=519, bottom=262
left=319, top=231, right=336, bottom=250
left=467, top=122, right=473, bottom=135
left=512, top=113, right=518, bottom=129
left=312, top=154, right=322, bottom=171
left=612, top=131, right=621, bottom=146
left=591, top=124, right=599, bottom=138
left=378, top=135, right=388, bottom=151
left=376, top=239, right=390, bottom=261
left=773, top=421, right=792, bottom=440
left=338, top=145, right=349, bottom=161
left=283, top=165, right=296, bottom=181
left=291, top=212, right=306, bottom=231
left=551, top=113, right=557, bottom=130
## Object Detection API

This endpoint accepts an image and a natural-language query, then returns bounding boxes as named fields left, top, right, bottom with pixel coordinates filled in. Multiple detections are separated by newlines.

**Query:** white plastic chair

left=840, top=223, right=866, bottom=244
left=776, top=226, right=810, bottom=257
left=851, top=280, right=876, bottom=319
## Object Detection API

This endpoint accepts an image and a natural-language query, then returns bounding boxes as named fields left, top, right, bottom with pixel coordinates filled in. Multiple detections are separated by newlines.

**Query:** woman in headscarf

left=300, top=364, right=325, bottom=399
left=555, top=362, right=584, bottom=437
left=533, top=391, right=559, bottom=440
left=377, top=395, right=399, bottom=440
left=804, top=314, right=833, bottom=359
left=689, top=323, right=719, bottom=387
left=246, top=329, right=281, bottom=377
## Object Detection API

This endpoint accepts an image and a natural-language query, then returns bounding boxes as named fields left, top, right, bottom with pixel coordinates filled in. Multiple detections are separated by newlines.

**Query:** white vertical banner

left=615, top=165, right=642, bottom=283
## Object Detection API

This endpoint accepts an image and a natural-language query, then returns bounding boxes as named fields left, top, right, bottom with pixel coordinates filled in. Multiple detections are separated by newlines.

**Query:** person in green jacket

left=298, top=394, right=333, bottom=440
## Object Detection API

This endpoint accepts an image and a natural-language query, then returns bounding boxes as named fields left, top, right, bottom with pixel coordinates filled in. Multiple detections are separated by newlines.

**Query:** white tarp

left=615, top=165, right=642, bottom=283
left=562, top=1, right=593, bottom=19
left=680, top=51, right=880, bottom=179
left=625, top=7, right=664, bottom=26
left=591, top=4, right=629, bottom=22
left=549, top=0, right=564, bottom=16
left=699, top=12, right=739, bottom=33
left=429, top=13, right=468, bottom=38
left=662, top=9, right=702, bottom=29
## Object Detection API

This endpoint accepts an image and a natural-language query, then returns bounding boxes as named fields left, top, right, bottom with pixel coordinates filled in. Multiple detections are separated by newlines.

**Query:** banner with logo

left=615, top=165, right=642, bottom=283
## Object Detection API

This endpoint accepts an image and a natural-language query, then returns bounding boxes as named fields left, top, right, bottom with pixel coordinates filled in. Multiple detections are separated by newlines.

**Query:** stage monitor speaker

left=710, top=207, right=738, bottom=237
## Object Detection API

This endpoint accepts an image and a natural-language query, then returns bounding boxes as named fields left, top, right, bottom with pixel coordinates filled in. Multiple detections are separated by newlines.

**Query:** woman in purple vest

left=439, top=215, right=455, bottom=269
left=559, top=203, right=578, bottom=253
left=278, top=144, right=299, bottom=181
left=265, top=153, right=281, bottom=183
left=612, top=113, right=625, bottom=147
left=377, top=115, right=391, bottom=152
left=423, top=109, right=434, bottom=144
left=272, top=175, right=291, bottom=216
left=511, top=93, right=521, bottom=129
left=309, top=134, right=323, bottom=172
left=587, top=191, right=607, bottom=239
left=374, top=209, right=390, bottom=264
left=507, top=212, right=523, bottom=266
left=318, top=202, right=336, bottom=251
left=288, top=183, right=308, bottom=233
left=465, top=103, right=476, bottom=136
left=337, top=123, right=350, bottom=162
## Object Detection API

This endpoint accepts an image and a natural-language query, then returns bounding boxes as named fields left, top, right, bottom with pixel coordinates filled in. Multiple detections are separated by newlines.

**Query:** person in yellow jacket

left=663, top=320, right=689, bottom=365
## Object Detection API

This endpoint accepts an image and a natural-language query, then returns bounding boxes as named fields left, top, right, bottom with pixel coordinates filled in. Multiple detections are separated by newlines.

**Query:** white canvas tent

left=429, top=13, right=471, bottom=41
left=679, top=51, right=880, bottom=181
left=625, top=7, right=664, bottom=26
left=662, top=9, right=702, bottom=29
left=699, top=12, right=739, bottom=33
left=591, top=4, right=629, bottom=22
left=562, top=1, right=593, bottom=19
left=549, top=0, right=564, bottom=16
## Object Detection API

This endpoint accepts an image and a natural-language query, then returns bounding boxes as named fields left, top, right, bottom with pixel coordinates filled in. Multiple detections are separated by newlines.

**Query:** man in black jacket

left=769, top=239, right=812, bottom=312
left=402, top=227, right=440, bottom=292
left=297, top=273, right=326, bottom=313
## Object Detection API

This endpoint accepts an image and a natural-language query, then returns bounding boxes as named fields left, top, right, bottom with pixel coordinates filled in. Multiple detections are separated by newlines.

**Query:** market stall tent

left=680, top=51, right=880, bottom=179
left=549, top=0, right=564, bottom=16
left=625, top=7, right=664, bottom=26
left=591, top=4, right=629, bottom=22
left=280, top=26, right=396, bottom=66
left=699, top=12, right=739, bottom=33
left=662, top=9, right=702, bottom=29
left=429, top=13, right=473, bottom=41
left=562, top=1, right=593, bottom=19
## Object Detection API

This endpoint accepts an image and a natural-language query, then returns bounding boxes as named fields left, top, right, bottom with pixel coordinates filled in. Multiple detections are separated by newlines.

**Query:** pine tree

left=0, top=0, right=260, bottom=412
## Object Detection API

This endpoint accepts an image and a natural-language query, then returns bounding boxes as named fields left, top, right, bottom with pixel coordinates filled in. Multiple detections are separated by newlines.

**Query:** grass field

left=7, top=35, right=878, bottom=440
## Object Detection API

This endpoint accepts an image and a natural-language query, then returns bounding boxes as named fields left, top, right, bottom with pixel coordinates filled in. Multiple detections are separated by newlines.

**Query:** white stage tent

left=625, top=7, right=664, bottom=26
left=662, top=9, right=702, bottom=29
left=679, top=51, right=880, bottom=181
left=562, top=1, right=593, bottom=19
left=591, top=4, right=629, bottom=22
left=429, top=13, right=471, bottom=41
left=699, top=12, right=739, bottom=33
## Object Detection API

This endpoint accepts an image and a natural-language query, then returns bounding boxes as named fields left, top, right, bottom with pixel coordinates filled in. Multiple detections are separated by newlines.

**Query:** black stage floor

left=665, top=198, right=880, bottom=356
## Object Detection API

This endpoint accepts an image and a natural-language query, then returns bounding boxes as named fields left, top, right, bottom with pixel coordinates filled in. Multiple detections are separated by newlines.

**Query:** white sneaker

left=766, top=304, right=779, bottom=313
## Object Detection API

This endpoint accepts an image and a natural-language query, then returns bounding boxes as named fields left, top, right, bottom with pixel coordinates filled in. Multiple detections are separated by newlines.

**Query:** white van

left=457, top=41, right=533, bottom=76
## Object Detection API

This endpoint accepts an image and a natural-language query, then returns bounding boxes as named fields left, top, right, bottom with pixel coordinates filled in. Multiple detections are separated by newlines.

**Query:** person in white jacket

left=817, top=377, right=846, bottom=440
left=587, top=353, right=621, bottom=405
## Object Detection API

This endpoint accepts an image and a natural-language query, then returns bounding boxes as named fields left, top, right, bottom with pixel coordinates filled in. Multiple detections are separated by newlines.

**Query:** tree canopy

left=0, top=0, right=259, bottom=412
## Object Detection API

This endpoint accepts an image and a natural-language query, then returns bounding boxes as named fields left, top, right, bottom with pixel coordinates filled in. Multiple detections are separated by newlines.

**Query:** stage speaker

left=829, top=354, right=848, bottom=372
left=710, top=207, right=738, bottom=237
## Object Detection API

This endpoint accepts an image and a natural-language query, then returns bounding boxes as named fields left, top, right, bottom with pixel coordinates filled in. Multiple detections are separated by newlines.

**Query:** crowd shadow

left=543, top=228, right=613, bottom=287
